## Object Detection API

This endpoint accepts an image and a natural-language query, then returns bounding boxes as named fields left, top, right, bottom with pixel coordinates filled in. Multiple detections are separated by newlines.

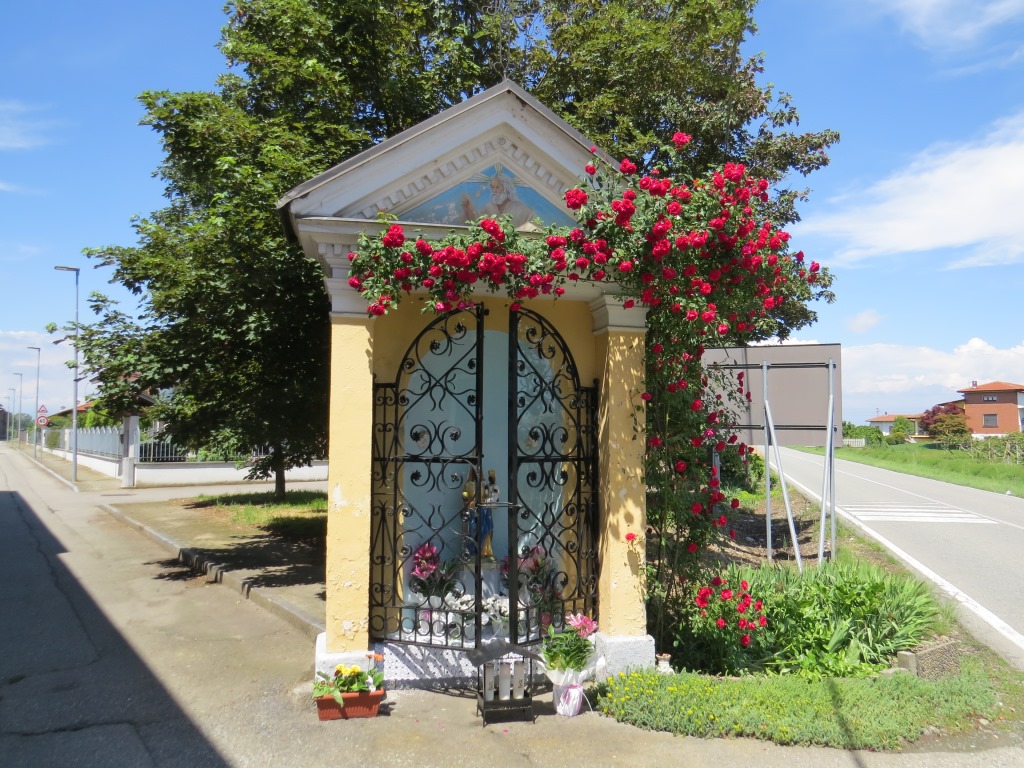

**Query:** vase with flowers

left=482, top=594, right=511, bottom=639
left=312, top=653, right=386, bottom=720
left=541, top=613, right=599, bottom=716
left=409, top=542, right=457, bottom=605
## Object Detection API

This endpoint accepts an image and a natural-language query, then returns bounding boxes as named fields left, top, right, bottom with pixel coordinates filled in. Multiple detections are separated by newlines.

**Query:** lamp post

left=27, top=346, right=40, bottom=457
left=13, top=372, right=23, bottom=450
left=55, top=265, right=80, bottom=482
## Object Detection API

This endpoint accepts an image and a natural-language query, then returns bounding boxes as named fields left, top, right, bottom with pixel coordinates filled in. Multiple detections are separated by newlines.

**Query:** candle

left=483, top=662, right=495, bottom=701
left=498, top=661, right=511, bottom=700
left=512, top=660, right=525, bottom=699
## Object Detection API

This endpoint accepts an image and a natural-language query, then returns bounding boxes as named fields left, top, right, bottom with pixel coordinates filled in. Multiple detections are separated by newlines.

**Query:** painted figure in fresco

left=462, top=172, right=537, bottom=229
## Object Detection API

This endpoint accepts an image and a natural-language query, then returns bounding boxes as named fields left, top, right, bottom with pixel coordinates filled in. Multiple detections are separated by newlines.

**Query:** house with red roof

left=866, top=412, right=925, bottom=437
left=957, top=381, right=1024, bottom=436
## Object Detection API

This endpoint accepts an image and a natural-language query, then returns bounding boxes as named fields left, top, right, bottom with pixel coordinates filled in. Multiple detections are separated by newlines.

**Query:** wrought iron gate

left=369, top=305, right=597, bottom=650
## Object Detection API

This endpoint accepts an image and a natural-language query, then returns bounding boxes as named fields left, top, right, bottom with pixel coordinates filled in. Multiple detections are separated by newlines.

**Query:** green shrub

left=743, top=560, right=940, bottom=677
left=671, top=560, right=940, bottom=678
left=672, top=571, right=772, bottom=675
left=597, top=663, right=996, bottom=750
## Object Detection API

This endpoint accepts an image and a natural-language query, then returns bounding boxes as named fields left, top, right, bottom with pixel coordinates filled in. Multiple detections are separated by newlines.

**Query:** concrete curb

left=101, top=503, right=326, bottom=641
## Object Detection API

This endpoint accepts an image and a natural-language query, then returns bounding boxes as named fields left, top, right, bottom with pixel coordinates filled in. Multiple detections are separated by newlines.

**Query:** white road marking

left=843, top=501, right=997, bottom=525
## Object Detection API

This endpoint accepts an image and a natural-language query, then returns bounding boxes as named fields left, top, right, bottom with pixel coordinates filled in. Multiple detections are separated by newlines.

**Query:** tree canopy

left=70, top=0, right=838, bottom=497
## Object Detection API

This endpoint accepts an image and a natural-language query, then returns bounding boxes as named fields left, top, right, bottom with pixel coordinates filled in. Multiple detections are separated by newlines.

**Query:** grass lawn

left=799, top=443, right=1024, bottom=497
left=190, top=489, right=327, bottom=545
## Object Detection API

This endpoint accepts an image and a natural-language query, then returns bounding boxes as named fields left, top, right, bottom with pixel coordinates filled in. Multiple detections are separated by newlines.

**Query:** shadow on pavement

left=0, top=490, right=230, bottom=768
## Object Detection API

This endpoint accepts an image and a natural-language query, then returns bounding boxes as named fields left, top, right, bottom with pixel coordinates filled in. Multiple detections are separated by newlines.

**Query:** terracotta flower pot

left=314, top=689, right=386, bottom=721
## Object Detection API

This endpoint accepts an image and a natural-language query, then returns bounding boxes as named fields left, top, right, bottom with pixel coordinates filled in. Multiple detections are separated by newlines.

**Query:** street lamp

left=27, top=346, right=40, bottom=457
left=13, top=372, right=23, bottom=450
left=55, top=265, right=80, bottom=482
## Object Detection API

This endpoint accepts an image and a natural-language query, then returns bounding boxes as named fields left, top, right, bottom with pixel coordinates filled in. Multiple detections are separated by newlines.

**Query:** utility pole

left=28, top=346, right=41, bottom=458
left=55, top=265, right=81, bottom=482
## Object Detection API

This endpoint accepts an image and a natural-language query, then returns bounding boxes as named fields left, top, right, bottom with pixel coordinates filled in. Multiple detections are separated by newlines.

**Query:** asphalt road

left=772, top=446, right=1024, bottom=671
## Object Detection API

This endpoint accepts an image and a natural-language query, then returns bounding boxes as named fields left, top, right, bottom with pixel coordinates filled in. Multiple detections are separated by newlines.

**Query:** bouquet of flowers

left=409, top=542, right=457, bottom=600
left=501, top=545, right=560, bottom=608
left=482, top=594, right=511, bottom=637
left=541, top=613, right=600, bottom=716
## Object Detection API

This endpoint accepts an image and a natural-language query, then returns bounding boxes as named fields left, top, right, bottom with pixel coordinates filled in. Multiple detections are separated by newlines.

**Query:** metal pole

left=55, top=266, right=80, bottom=482
left=765, top=401, right=802, bottom=573
left=828, top=359, right=838, bottom=559
left=13, top=373, right=23, bottom=449
left=28, top=346, right=40, bottom=458
left=762, top=361, right=772, bottom=562
left=7, top=391, right=14, bottom=442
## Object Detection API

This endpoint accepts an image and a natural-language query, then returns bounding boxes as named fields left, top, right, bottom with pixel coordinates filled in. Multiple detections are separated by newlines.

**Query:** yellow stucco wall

left=324, top=297, right=648, bottom=650
left=325, top=315, right=375, bottom=652
left=595, top=329, right=648, bottom=636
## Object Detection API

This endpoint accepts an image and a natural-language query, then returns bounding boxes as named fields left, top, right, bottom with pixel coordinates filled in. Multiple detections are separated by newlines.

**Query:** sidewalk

left=28, top=447, right=326, bottom=639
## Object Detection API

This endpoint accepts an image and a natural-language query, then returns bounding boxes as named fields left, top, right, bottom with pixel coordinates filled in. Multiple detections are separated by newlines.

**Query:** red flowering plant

left=347, top=133, right=833, bottom=651
left=677, top=572, right=770, bottom=675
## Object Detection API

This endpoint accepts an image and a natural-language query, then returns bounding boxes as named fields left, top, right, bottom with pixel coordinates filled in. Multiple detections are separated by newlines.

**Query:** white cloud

left=0, top=101, right=52, bottom=150
left=840, top=336, right=1024, bottom=422
left=870, top=0, right=1024, bottom=49
left=798, top=112, right=1024, bottom=269
left=846, top=310, right=881, bottom=334
left=843, top=336, right=1024, bottom=397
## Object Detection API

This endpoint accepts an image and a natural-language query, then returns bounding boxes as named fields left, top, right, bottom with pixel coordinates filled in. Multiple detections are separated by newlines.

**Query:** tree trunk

left=272, top=443, right=286, bottom=501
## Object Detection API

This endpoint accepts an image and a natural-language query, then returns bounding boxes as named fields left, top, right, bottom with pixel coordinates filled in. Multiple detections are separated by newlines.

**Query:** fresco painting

left=403, top=165, right=575, bottom=229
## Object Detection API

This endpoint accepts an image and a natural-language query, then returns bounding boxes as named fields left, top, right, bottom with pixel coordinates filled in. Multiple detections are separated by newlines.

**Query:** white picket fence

left=42, top=425, right=327, bottom=487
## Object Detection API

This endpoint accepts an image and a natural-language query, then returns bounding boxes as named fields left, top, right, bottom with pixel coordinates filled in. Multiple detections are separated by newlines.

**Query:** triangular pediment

left=280, top=82, right=597, bottom=238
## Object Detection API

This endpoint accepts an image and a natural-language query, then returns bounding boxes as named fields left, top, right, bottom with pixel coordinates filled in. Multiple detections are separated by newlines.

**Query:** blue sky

left=2, top=1, right=1023, bottom=426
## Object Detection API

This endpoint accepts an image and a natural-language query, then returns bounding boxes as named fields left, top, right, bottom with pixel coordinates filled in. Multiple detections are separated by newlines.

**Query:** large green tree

left=75, top=0, right=837, bottom=498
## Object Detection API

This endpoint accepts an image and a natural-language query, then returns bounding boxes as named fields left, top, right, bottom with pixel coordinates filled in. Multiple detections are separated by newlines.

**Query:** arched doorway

left=369, top=304, right=598, bottom=650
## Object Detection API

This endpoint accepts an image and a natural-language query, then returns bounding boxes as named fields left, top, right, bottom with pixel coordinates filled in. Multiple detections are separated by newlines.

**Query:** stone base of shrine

left=593, top=632, right=656, bottom=676
left=316, top=631, right=656, bottom=688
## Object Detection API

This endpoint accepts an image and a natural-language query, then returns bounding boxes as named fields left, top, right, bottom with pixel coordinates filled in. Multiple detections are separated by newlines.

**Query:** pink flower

left=566, top=612, right=598, bottom=638
left=625, top=532, right=637, bottom=543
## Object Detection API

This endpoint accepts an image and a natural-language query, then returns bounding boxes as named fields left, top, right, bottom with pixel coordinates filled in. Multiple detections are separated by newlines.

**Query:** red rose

left=381, top=224, right=405, bottom=247
left=564, top=188, right=589, bottom=210
left=625, top=532, right=637, bottom=543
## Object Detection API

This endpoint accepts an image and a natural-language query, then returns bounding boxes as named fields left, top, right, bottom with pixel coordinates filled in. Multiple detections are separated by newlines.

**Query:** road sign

left=36, top=416, right=49, bottom=427
left=37, top=405, right=48, bottom=415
